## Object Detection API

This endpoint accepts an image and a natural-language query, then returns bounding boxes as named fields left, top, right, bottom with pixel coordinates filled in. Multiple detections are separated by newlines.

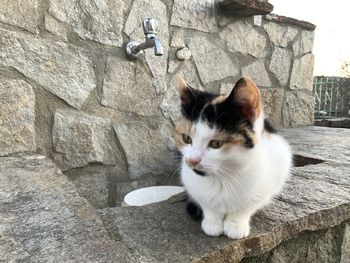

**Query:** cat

left=174, top=75, right=292, bottom=239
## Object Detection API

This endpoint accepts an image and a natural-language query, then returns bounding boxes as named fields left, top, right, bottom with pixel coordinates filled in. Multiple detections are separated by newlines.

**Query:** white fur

left=180, top=114, right=292, bottom=239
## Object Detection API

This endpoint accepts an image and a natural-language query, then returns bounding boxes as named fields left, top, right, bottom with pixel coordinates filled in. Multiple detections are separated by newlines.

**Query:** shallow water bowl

left=123, top=186, right=185, bottom=207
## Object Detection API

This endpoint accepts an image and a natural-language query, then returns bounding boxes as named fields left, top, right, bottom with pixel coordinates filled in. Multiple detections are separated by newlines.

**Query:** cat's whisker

left=202, top=164, right=251, bottom=201
left=167, top=165, right=182, bottom=179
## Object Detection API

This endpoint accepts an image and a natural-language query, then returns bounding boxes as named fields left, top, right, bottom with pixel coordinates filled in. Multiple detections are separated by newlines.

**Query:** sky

left=272, top=0, right=349, bottom=76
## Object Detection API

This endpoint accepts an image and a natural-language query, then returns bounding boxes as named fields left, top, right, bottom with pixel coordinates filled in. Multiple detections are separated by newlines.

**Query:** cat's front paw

left=201, top=219, right=223, bottom=236
left=224, top=220, right=250, bottom=239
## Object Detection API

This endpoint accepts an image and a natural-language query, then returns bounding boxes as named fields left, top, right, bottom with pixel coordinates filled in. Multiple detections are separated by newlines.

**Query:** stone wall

left=0, top=0, right=315, bottom=207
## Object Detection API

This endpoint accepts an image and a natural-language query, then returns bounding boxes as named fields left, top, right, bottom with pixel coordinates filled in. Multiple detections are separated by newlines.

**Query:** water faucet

left=126, top=18, right=164, bottom=59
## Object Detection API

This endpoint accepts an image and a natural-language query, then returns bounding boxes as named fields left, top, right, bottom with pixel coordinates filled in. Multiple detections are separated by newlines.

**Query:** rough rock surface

left=44, top=14, right=68, bottom=41
left=0, top=80, right=36, bottom=156
left=265, top=14, right=316, bottom=31
left=100, top=159, right=350, bottom=262
left=269, top=47, right=293, bottom=87
left=0, top=155, right=132, bottom=262
left=219, top=0, right=273, bottom=16
left=263, top=22, right=298, bottom=48
left=280, top=126, right=350, bottom=165
left=101, top=57, right=160, bottom=116
left=290, top=53, right=314, bottom=91
left=124, top=0, right=169, bottom=77
left=69, top=172, right=109, bottom=209
left=0, top=0, right=39, bottom=33
left=283, top=91, right=315, bottom=127
left=113, top=119, right=177, bottom=179
left=260, top=88, right=284, bottom=127
left=52, top=109, right=121, bottom=171
left=188, top=35, right=239, bottom=84
left=220, top=82, right=235, bottom=95
left=219, top=20, right=268, bottom=58
left=48, top=0, right=125, bottom=46
left=293, top=30, right=315, bottom=56
left=170, top=0, right=218, bottom=33
left=160, top=84, right=182, bottom=122
left=242, top=60, right=271, bottom=87
left=0, top=28, right=96, bottom=109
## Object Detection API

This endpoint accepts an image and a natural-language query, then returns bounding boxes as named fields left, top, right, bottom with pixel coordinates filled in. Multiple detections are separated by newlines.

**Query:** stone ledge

left=1, top=127, right=349, bottom=262
left=315, top=118, right=350, bottom=129
left=219, top=0, right=273, bottom=17
left=0, top=155, right=133, bottom=262
left=99, top=126, right=350, bottom=262
left=265, top=13, right=316, bottom=31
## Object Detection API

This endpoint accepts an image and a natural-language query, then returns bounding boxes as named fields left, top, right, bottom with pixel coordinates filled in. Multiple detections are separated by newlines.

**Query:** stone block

left=220, top=83, right=234, bottom=94
left=219, top=0, right=273, bottom=17
left=0, top=155, right=132, bottom=262
left=101, top=57, right=161, bottom=116
left=0, top=28, right=96, bottom=109
left=0, top=0, right=39, bottom=33
left=113, top=119, right=177, bottom=179
left=170, top=29, right=186, bottom=48
left=242, top=60, right=271, bottom=87
left=341, top=224, right=350, bottom=262
left=69, top=171, right=109, bottom=209
left=44, top=14, right=68, bottom=41
left=52, top=109, right=121, bottom=171
left=219, top=20, right=268, bottom=58
left=170, top=0, right=218, bottom=33
left=290, top=53, right=314, bottom=91
left=0, top=80, right=36, bottom=156
left=160, top=82, right=182, bottom=123
left=48, top=0, right=125, bottom=46
left=280, top=126, right=350, bottom=165
left=152, top=76, right=168, bottom=95
left=269, top=47, right=293, bottom=87
left=282, top=91, right=315, bottom=127
left=124, top=0, right=169, bottom=77
left=260, top=88, right=284, bottom=127
left=188, top=35, right=239, bottom=84
left=293, top=30, right=315, bottom=56
left=263, top=22, right=298, bottom=48
left=265, top=13, right=316, bottom=31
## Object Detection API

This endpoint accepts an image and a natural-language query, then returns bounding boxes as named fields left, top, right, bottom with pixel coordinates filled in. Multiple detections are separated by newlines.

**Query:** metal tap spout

left=126, top=18, right=164, bottom=59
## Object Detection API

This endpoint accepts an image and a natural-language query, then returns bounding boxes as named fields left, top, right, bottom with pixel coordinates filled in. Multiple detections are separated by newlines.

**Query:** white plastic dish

left=123, top=186, right=185, bottom=207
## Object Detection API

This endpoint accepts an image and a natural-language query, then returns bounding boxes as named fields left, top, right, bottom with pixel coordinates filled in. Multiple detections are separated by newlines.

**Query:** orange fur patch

left=212, top=127, right=257, bottom=153
left=175, top=118, right=194, bottom=148
left=211, top=94, right=228, bottom=105
left=235, top=77, right=262, bottom=119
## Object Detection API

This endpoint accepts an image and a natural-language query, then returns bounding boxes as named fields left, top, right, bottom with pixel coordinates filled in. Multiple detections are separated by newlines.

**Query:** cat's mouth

left=193, top=169, right=206, bottom=176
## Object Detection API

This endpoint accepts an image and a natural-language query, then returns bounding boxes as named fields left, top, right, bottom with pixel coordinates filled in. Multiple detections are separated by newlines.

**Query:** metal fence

left=313, top=76, right=350, bottom=118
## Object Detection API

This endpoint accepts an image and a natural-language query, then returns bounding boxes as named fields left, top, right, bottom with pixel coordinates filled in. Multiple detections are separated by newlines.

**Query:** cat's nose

left=188, top=158, right=201, bottom=167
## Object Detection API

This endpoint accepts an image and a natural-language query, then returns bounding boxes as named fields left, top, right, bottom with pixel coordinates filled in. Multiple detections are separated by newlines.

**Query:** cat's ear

left=228, top=77, right=261, bottom=120
left=176, top=74, right=196, bottom=105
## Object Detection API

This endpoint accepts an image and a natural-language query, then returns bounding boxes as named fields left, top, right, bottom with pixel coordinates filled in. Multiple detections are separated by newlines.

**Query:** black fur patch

left=181, top=88, right=255, bottom=148
left=193, top=169, right=206, bottom=176
left=181, top=87, right=218, bottom=122
left=186, top=200, right=203, bottom=221
left=264, top=119, right=277, bottom=133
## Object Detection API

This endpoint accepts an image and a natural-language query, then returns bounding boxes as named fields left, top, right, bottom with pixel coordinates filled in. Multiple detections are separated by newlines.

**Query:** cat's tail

left=186, top=199, right=203, bottom=221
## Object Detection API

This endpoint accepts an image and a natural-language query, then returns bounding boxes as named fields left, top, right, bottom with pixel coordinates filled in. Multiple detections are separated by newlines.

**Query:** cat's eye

left=182, top=134, right=192, bottom=144
left=208, top=140, right=225, bottom=149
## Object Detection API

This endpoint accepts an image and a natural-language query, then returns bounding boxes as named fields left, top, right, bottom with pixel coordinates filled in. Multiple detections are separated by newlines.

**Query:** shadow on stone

left=293, top=154, right=324, bottom=167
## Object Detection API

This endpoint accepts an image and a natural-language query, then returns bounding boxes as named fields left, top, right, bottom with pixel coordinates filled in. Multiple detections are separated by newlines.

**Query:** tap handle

left=143, top=18, right=158, bottom=35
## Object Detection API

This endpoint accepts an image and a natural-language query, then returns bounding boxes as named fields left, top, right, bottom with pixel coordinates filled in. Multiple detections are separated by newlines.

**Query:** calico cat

left=175, top=75, right=292, bottom=239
